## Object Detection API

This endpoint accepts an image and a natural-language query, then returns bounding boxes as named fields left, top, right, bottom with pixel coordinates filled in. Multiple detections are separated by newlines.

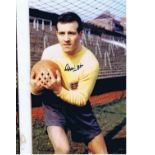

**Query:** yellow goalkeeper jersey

left=41, top=43, right=99, bottom=107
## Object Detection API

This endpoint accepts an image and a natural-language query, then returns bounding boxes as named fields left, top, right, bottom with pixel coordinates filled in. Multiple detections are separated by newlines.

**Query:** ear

left=56, top=31, right=58, bottom=37
left=79, top=31, right=83, bottom=38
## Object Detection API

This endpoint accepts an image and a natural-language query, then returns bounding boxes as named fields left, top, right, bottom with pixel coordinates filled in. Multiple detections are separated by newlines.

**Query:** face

left=56, top=21, right=82, bottom=55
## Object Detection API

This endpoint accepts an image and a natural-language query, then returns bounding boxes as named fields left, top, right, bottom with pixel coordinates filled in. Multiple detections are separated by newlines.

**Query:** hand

left=42, top=69, right=62, bottom=94
left=30, top=71, right=44, bottom=94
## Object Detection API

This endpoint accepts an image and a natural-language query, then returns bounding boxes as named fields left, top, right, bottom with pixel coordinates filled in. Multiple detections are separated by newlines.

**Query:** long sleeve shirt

left=40, top=43, right=99, bottom=107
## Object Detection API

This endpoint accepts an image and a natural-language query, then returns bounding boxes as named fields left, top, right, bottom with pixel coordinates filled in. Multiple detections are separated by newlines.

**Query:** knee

left=54, top=144, right=70, bottom=154
left=87, top=134, right=108, bottom=154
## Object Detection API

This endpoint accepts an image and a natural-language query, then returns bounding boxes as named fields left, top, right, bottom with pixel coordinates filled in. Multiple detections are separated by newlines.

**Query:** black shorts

left=42, top=90, right=101, bottom=144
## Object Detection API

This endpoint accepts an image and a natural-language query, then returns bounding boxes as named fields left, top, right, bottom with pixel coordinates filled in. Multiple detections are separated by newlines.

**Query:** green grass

left=16, top=98, right=126, bottom=154
left=94, top=99, right=126, bottom=135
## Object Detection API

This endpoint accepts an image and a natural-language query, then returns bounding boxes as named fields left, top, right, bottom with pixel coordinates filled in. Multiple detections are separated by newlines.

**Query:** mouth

left=63, top=44, right=71, bottom=46
left=63, top=44, right=71, bottom=48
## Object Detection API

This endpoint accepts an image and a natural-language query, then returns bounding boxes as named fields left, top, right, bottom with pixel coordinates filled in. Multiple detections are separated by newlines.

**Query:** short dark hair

left=56, top=12, right=83, bottom=33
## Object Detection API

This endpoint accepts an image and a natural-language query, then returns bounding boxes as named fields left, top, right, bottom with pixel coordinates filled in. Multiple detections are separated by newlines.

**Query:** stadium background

left=16, top=0, right=126, bottom=153
left=27, top=8, right=126, bottom=121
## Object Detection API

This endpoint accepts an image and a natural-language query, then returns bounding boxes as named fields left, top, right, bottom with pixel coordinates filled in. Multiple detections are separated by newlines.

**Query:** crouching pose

left=30, top=12, right=108, bottom=154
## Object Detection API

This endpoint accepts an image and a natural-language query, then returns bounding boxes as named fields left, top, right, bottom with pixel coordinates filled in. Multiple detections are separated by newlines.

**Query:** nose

left=64, top=34, right=70, bottom=42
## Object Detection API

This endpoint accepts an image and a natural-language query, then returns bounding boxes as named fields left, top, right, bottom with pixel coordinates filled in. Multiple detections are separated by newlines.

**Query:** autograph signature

left=64, top=64, right=83, bottom=72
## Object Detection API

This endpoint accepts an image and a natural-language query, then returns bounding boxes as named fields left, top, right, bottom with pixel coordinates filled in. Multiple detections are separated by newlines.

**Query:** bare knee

left=49, top=136, right=70, bottom=154
left=88, top=133, right=108, bottom=154
left=47, top=126, right=70, bottom=154
left=54, top=144, right=70, bottom=154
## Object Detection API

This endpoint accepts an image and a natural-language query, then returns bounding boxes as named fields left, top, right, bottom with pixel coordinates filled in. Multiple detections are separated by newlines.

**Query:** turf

left=16, top=98, right=126, bottom=154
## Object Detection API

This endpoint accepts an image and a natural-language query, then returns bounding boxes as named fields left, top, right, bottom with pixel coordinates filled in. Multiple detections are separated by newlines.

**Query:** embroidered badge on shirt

left=70, top=82, right=78, bottom=90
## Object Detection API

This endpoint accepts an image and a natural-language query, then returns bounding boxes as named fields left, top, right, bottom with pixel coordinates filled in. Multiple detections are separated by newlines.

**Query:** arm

left=40, top=46, right=99, bottom=106
left=56, top=64, right=99, bottom=106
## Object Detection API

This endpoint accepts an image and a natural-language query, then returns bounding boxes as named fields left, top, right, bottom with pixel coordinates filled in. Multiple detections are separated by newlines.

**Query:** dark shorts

left=42, top=90, right=101, bottom=144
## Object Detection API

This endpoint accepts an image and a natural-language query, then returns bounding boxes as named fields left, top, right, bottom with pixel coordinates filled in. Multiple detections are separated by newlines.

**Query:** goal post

left=17, top=0, right=32, bottom=153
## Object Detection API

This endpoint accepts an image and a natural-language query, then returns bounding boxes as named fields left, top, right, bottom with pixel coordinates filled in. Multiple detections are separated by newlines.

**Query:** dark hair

left=56, top=12, right=83, bottom=33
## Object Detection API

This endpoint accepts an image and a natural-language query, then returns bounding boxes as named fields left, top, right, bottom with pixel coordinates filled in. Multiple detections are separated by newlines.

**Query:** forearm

left=56, top=87, right=88, bottom=106
left=56, top=68, right=99, bottom=106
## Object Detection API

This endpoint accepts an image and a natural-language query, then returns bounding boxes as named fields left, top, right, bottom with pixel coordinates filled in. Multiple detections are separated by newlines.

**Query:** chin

left=63, top=48, right=72, bottom=53
left=64, top=50, right=72, bottom=54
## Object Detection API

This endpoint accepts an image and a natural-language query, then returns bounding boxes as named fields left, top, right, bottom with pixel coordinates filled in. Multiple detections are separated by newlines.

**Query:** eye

left=68, top=32, right=76, bottom=35
left=58, top=32, right=65, bottom=35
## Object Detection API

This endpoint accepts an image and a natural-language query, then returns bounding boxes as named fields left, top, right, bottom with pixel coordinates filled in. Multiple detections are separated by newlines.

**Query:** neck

left=67, top=44, right=82, bottom=56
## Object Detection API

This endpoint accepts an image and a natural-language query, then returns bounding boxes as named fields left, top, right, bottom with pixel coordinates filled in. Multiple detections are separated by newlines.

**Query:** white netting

left=29, top=0, right=126, bottom=22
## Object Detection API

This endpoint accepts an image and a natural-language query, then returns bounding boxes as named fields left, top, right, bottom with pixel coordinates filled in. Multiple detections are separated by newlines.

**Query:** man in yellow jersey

left=30, top=12, right=108, bottom=154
